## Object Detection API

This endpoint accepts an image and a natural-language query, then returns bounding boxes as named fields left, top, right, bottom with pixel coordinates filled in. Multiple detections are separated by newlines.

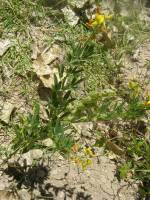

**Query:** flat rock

left=8, top=149, right=43, bottom=167
left=0, top=39, right=11, bottom=56
left=0, top=102, right=15, bottom=124
left=61, top=6, right=79, bottom=26
left=41, top=138, right=54, bottom=147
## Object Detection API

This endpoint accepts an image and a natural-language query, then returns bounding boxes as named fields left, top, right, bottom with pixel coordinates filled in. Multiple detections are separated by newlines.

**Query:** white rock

left=32, top=44, right=65, bottom=88
left=0, top=102, right=15, bottom=124
left=61, top=6, right=79, bottom=26
left=70, top=0, right=89, bottom=9
left=17, top=189, right=31, bottom=200
left=0, top=39, right=11, bottom=56
left=29, top=149, right=43, bottom=160
left=32, top=189, right=41, bottom=198
left=56, top=191, right=65, bottom=200
left=19, top=151, right=32, bottom=166
left=0, top=177, right=10, bottom=190
left=41, top=138, right=54, bottom=147
left=73, top=122, right=93, bottom=135
left=9, top=149, right=44, bottom=167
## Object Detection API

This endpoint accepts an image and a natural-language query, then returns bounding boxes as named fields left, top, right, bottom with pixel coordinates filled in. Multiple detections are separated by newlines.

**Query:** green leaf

left=63, top=90, right=71, bottom=100
left=119, top=162, right=132, bottom=179
left=58, top=64, right=65, bottom=78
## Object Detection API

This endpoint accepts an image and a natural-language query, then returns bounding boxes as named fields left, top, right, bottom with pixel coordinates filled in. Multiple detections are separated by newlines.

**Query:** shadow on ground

left=4, top=161, right=92, bottom=199
left=5, top=162, right=49, bottom=189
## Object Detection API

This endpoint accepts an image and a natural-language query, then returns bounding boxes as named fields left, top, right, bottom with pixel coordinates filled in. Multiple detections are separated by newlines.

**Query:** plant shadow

left=4, top=161, right=92, bottom=199
left=38, top=84, right=51, bottom=102
left=5, top=161, right=49, bottom=189
left=43, top=183, right=92, bottom=200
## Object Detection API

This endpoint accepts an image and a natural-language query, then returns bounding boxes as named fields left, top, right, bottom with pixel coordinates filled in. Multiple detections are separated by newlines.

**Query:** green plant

left=12, top=104, right=45, bottom=153
left=72, top=78, right=150, bottom=197
left=118, top=138, right=150, bottom=198
left=46, top=56, right=84, bottom=125
left=46, top=122, right=74, bottom=155
left=11, top=43, right=84, bottom=154
left=73, top=81, right=150, bottom=121
left=118, top=161, right=132, bottom=179
left=0, top=0, right=45, bottom=31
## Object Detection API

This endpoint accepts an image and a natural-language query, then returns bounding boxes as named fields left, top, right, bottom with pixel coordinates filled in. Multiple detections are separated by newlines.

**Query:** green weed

left=12, top=104, right=44, bottom=153
left=0, top=0, right=45, bottom=31
left=119, top=138, right=150, bottom=198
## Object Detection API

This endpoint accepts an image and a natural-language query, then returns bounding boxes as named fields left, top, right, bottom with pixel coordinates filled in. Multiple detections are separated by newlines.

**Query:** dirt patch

left=121, top=40, right=150, bottom=96
left=0, top=149, right=138, bottom=200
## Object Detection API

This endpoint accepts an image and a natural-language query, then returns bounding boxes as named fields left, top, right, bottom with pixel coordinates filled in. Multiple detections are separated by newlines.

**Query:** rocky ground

left=0, top=148, right=139, bottom=200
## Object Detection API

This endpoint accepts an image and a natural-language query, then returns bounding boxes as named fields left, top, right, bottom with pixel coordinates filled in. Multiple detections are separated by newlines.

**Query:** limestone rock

left=0, top=39, right=11, bottom=56
left=8, top=149, right=43, bottom=167
left=61, top=6, right=79, bottom=26
left=0, top=102, right=15, bottom=124
left=41, top=138, right=54, bottom=147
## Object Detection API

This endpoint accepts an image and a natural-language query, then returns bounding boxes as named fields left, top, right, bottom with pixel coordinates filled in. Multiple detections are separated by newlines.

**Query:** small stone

left=0, top=39, right=11, bottom=56
left=32, top=189, right=41, bottom=199
left=41, top=138, right=54, bottom=147
left=32, top=44, right=65, bottom=88
left=61, top=6, right=79, bottom=26
left=51, top=169, right=58, bottom=176
left=11, top=149, right=44, bottom=167
left=0, top=177, right=11, bottom=190
left=54, top=36, right=65, bottom=42
left=70, top=0, right=89, bottom=9
left=0, top=102, right=15, bottom=124
left=56, top=191, right=65, bottom=200
left=19, top=151, right=32, bottom=166
left=29, top=149, right=43, bottom=160
left=17, top=189, right=31, bottom=200
left=8, top=154, right=20, bottom=166
left=132, top=49, right=140, bottom=61
left=54, top=152, right=64, bottom=161
left=73, top=122, right=93, bottom=137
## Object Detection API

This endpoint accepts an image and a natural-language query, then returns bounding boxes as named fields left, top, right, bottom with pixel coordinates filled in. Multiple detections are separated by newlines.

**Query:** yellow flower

left=93, top=14, right=105, bottom=26
left=81, top=159, right=92, bottom=171
left=87, top=14, right=113, bottom=28
left=144, top=100, right=150, bottom=106
left=73, top=156, right=92, bottom=171
left=83, top=147, right=95, bottom=157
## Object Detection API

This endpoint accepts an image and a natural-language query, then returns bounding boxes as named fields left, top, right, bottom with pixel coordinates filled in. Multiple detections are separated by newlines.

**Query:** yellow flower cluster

left=87, top=13, right=113, bottom=28
left=83, top=146, right=95, bottom=157
left=71, top=144, right=96, bottom=171
left=74, top=157, right=92, bottom=171
left=86, top=6, right=113, bottom=44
